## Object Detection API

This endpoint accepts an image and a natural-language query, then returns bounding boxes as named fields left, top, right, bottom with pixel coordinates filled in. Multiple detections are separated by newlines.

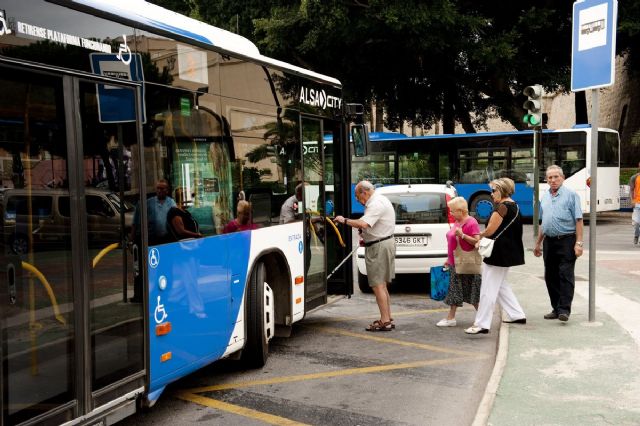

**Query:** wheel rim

left=474, top=199, right=494, bottom=222
left=12, top=237, right=27, bottom=254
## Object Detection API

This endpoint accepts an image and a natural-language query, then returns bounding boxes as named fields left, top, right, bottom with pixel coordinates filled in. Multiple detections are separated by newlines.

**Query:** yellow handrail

left=21, top=261, right=66, bottom=325
left=92, top=242, right=120, bottom=268
left=325, top=216, right=346, bottom=248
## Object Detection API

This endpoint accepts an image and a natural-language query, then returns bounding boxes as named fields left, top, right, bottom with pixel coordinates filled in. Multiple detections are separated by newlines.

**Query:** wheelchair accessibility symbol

left=149, top=248, right=160, bottom=269
left=154, top=296, right=168, bottom=324
left=116, top=34, right=132, bottom=65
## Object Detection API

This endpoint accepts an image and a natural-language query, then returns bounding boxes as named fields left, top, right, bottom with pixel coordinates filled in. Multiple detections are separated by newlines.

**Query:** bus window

left=351, top=152, right=395, bottom=186
left=598, top=131, right=620, bottom=167
left=399, top=152, right=436, bottom=184
left=541, top=132, right=586, bottom=178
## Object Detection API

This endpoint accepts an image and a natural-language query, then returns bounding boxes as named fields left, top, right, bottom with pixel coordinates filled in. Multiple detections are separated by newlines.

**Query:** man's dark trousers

left=543, top=235, right=577, bottom=315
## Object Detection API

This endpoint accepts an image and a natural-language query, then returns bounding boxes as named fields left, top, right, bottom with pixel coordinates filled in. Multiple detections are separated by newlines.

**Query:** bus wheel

left=470, top=194, right=494, bottom=224
left=358, top=272, right=372, bottom=293
left=241, top=261, right=274, bottom=368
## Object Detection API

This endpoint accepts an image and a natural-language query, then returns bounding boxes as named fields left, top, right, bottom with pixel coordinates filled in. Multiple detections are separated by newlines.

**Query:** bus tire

left=470, top=193, right=494, bottom=224
left=358, top=272, right=372, bottom=293
left=241, top=261, right=270, bottom=368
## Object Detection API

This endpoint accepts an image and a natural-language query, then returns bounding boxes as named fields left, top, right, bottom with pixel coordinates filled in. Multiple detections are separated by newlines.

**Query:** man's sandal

left=365, top=320, right=393, bottom=332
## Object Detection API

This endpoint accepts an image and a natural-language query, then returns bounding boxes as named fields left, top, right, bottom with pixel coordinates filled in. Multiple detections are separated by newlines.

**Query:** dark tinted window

left=541, top=132, right=586, bottom=179
left=383, top=192, right=448, bottom=224
left=598, top=131, right=619, bottom=167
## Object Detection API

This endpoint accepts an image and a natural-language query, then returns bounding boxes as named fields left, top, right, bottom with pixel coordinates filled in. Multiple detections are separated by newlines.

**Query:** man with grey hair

left=335, top=181, right=396, bottom=331
left=534, top=165, right=584, bottom=322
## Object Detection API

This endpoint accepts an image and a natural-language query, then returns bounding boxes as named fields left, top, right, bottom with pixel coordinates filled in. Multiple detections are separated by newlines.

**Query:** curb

left=471, top=315, right=509, bottom=426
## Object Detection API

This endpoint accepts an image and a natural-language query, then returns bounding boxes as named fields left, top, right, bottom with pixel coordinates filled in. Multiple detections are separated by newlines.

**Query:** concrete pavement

left=477, top=244, right=640, bottom=425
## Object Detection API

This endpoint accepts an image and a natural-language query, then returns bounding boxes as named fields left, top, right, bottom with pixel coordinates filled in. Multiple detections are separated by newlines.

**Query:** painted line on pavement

left=574, top=283, right=640, bottom=349
left=310, top=325, right=489, bottom=357
left=182, top=356, right=479, bottom=394
left=175, top=391, right=310, bottom=426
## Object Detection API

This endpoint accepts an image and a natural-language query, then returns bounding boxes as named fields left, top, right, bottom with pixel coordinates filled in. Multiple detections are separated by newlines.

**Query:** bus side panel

left=147, top=232, right=250, bottom=393
left=248, top=223, right=305, bottom=322
left=513, top=183, right=534, bottom=218
left=457, top=184, right=535, bottom=218
left=588, top=167, right=620, bottom=212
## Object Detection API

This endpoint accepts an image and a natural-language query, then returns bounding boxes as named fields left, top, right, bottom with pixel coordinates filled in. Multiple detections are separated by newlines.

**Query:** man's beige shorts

left=364, top=238, right=396, bottom=287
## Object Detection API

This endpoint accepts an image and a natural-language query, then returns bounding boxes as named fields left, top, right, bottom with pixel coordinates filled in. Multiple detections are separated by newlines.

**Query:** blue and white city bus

left=351, top=128, right=620, bottom=221
left=0, top=1, right=355, bottom=424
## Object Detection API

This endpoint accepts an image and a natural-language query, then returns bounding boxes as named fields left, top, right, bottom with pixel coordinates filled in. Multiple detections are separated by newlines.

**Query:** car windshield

left=384, top=193, right=448, bottom=224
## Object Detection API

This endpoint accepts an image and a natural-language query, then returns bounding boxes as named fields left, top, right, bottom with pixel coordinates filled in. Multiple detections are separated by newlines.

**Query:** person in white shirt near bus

left=334, top=180, right=397, bottom=332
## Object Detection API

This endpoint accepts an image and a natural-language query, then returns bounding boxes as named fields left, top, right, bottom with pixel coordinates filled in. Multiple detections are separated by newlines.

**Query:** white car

left=356, top=183, right=457, bottom=293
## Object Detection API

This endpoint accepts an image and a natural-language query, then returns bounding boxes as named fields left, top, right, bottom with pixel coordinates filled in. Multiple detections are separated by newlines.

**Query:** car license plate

left=395, top=236, right=428, bottom=247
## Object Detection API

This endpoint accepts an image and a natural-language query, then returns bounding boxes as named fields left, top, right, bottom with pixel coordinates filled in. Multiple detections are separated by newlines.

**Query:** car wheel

left=10, top=234, right=29, bottom=255
left=470, top=193, right=494, bottom=224
left=358, top=271, right=372, bottom=293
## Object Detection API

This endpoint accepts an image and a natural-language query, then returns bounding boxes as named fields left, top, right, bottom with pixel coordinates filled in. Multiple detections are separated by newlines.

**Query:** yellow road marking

left=175, top=391, right=310, bottom=426
left=184, top=356, right=479, bottom=394
left=177, top=305, right=488, bottom=424
left=311, top=325, right=489, bottom=357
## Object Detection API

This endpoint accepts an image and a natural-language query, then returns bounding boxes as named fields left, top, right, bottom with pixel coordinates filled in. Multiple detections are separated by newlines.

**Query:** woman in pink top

left=436, top=197, right=482, bottom=327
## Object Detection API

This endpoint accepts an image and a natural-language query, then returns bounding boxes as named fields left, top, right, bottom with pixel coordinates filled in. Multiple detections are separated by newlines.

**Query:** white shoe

left=464, top=325, right=489, bottom=334
left=436, top=318, right=457, bottom=327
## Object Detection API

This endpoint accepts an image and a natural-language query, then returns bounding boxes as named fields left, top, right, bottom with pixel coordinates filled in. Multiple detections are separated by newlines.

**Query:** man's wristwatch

left=576, top=241, right=584, bottom=247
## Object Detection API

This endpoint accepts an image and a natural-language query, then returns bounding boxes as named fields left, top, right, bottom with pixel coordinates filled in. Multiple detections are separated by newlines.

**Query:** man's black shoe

left=503, top=318, right=527, bottom=324
left=558, top=313, right=570, bottom=322
left=544, top=312, right=559, bottom=320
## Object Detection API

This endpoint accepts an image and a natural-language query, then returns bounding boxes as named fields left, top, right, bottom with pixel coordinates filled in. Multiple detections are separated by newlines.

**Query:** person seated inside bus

left=222, top=200, right=258, bottom=233
left=166, top=187, right=203, bottom=241
left=279, top=183, right=304, bottom=224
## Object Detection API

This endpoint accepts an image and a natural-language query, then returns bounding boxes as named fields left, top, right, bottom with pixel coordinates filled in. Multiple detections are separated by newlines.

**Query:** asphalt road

left=120, top=213, right=634, bottom=426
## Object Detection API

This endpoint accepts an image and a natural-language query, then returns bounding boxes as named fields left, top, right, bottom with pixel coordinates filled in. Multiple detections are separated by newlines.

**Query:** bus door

left=301, top=117, right=352, bottom=308
left=301, top=117, right=328, bottom=310
left=0, top=64, right=144, bottom=425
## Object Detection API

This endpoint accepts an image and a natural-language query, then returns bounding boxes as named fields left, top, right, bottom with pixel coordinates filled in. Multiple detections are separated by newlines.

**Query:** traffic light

left=522, top=84, right=543, bottom=127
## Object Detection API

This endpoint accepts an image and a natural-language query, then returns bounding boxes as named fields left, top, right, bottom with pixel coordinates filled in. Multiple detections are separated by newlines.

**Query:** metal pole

left=532, top=128, right=541, bottom=238
left=588, top=89, right=599, bottom=322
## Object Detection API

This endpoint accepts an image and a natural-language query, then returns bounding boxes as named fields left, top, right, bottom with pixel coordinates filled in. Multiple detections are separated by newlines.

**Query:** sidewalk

left=480, top=250, right=640, bottom=425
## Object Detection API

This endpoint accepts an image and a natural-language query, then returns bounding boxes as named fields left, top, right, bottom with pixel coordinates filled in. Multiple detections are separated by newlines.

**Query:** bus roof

left=63, top=0, right=341, bottom=87
left=369, top=127, right=616, bottom=143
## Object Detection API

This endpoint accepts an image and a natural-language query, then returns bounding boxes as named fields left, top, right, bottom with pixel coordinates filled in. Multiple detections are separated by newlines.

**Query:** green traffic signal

left=522, top=84, right=543, bottom=128
left=523, top=113, right=541, bottom=126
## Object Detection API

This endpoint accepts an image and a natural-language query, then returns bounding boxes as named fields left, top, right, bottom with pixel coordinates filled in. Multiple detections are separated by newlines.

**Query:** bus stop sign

left=90, top=52, right=146, bottom=123
left=571, top=0, right=618, bottom=92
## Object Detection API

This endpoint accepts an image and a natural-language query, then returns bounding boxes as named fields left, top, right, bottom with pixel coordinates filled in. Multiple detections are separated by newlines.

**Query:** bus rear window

left=598, top=131, right=620, bottom=167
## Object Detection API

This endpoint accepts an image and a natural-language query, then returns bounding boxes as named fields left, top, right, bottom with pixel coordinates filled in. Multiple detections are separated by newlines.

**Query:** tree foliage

left=150, top=0, right=640, bottom=133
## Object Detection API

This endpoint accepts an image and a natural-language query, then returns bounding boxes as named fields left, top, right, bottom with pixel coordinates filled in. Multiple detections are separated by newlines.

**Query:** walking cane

left=326, top=245, right=359, bottom=280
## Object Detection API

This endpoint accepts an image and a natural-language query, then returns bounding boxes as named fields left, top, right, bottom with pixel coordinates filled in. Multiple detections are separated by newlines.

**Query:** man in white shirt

left=335, top=181, right=396, bottom=331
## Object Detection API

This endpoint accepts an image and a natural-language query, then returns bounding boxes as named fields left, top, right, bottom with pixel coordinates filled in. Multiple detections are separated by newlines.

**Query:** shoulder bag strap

left=492, top=203, right=519, bottom=241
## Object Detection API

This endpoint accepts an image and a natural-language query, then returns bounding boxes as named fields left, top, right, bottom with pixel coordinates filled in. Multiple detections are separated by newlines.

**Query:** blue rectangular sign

left=571, top=0, right=617, bottom=92
left=90, top=53, right=146, bottom=123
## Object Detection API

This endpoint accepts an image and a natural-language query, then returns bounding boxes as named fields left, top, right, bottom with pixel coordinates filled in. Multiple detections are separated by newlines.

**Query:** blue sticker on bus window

left=298, top=241, right=303, bottom=254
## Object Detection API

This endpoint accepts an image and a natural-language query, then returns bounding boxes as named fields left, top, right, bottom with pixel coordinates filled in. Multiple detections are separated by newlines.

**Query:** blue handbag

left=430, top=266, right=450, bottom=301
